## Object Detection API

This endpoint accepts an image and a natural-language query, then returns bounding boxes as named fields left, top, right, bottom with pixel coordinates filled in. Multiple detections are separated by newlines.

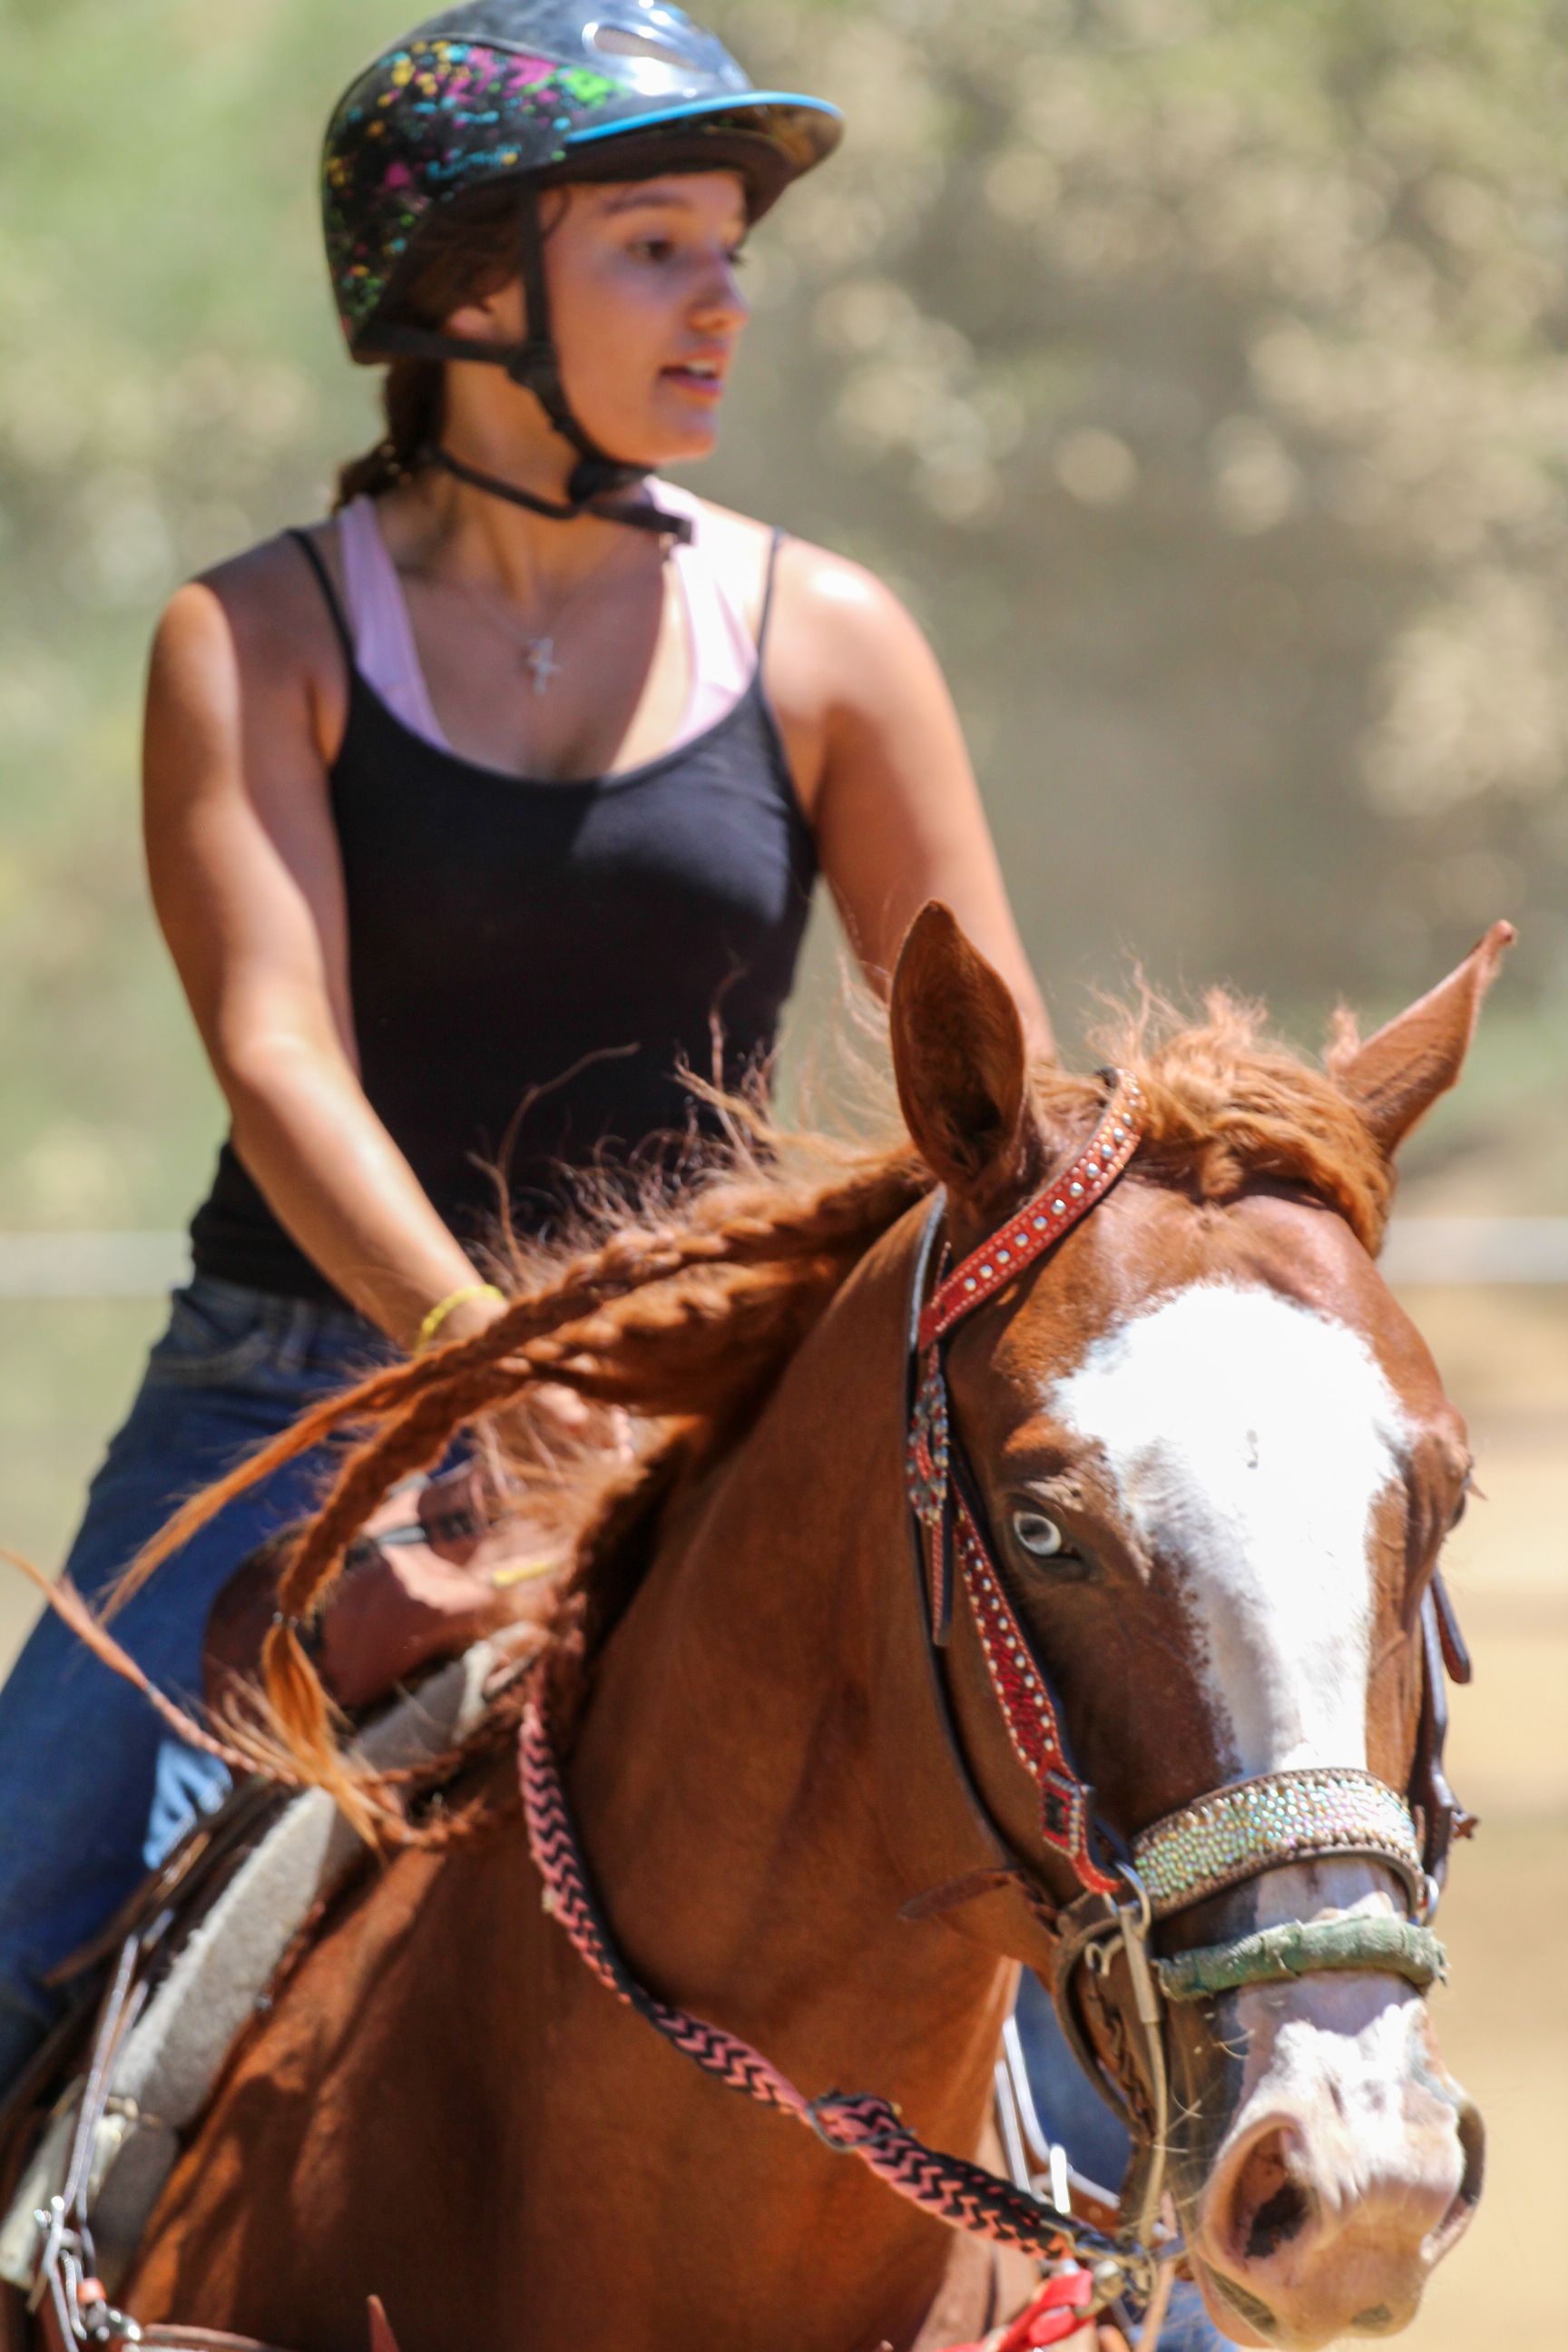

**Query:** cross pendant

left=524, top=637, right=561, bottom=696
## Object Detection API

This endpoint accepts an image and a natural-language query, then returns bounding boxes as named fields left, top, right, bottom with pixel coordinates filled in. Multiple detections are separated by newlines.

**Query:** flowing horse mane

left=104, top=987, right=1393, bottom=1840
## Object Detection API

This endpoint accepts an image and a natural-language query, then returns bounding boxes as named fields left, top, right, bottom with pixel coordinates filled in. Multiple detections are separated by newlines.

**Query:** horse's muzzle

left=1182, top=1978, right=1484, bottom=2347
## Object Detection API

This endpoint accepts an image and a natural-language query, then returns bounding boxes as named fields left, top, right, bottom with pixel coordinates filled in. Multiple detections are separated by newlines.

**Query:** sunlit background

left=1, top=4, right=1563, bottom=2342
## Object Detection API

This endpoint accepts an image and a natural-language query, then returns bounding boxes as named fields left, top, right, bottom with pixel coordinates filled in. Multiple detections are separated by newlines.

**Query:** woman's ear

left=441, top=281, right=523, bottom=344
left=1332, top=920, right=1514, bottom=1158
left=890, top=903, right=1045, bottom=1212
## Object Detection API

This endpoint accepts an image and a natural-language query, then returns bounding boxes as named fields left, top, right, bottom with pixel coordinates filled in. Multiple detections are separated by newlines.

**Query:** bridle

left=517, top=1070, right=1475, bottom=2326
left=901, top=1071, right=1467, bottom=2255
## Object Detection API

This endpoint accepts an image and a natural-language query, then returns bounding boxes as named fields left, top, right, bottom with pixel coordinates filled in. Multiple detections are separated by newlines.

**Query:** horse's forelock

left=1041, top=989, right=1395, bottom=1255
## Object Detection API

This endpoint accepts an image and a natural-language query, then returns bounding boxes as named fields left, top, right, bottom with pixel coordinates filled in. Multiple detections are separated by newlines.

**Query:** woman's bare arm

left=142, top=545, right=496, bottom=1349
left=770, top=544, right=1054, bottom=1058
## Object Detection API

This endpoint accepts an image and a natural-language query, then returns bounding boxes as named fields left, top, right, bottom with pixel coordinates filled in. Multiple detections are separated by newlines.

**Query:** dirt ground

left=1373, top=1287, right=1568, bottom=2350
left=0, top=1282, right=1563, bottom=2347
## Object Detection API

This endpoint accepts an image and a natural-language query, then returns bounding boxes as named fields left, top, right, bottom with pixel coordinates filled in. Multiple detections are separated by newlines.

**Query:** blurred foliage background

left=3, top=0, right=1567, bottom=1241
left=0, top=9, right=1564, bottom=2345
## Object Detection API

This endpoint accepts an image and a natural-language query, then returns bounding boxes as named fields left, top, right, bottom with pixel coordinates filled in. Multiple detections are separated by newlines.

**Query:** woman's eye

left=1013, top=1511, right=1068, bottom=1560
left=631, top=237, right=675, bottom=263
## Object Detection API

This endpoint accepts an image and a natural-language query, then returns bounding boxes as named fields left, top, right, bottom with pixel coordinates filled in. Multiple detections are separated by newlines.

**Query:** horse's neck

left=566, top=1217, right=1010, bottom=2215
left=125, top=1224, right=1017, bottom=2352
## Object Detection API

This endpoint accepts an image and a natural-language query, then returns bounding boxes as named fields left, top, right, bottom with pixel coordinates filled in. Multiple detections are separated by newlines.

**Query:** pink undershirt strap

left=337, top=496, right=446, bottom=747
left=336, top=478, right=758, bottom=764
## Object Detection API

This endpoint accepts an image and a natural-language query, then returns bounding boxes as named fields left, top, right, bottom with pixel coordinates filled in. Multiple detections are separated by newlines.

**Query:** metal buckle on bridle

left=1081, top=1866, right=1172, bottom=2254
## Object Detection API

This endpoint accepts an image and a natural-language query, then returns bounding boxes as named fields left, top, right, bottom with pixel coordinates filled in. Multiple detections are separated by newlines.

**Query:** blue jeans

left=0, top=1275, right=391, bottom=2092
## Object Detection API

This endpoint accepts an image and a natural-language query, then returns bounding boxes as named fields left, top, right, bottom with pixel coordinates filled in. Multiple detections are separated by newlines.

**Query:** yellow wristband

left=416, top=1282, right=505, bottom=1354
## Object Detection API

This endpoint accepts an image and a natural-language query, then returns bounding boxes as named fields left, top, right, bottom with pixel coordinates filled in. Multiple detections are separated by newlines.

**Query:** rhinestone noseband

left=1132, top=1766, right=1427, bottom=1922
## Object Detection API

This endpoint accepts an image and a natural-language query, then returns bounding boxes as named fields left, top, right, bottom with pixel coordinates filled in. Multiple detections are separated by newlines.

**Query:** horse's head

left=888, top=906, right=1510, bottom=2348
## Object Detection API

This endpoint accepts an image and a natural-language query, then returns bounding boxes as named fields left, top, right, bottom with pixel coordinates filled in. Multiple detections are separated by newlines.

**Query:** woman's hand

left=318, top=1457, right=556, bottom=1711
left=421, top=1289, right=634, bottom=1460
left=318, top=1527, right=524, bottom=1711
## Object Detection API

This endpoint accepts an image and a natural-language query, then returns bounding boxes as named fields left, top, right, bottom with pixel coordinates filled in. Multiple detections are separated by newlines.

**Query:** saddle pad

left=0, top=1643, right=505, bottom=2297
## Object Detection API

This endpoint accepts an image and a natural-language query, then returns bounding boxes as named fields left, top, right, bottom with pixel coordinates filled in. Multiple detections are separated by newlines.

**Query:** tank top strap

left=287, top=527, right=355, bottom=672
left=755, top=527, right=786, bottom=660
left=668, top=518, right=751, bottom=681
left=336, top=497, right=451, bottom=750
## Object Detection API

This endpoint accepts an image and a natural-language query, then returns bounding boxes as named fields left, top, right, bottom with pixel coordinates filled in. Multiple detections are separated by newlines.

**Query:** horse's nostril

left=1456, top=2097, right=1485, bottom=2205
left=1247, top=2178, right=1313, bottom=2261
left=1224, top=2124, right=1316, bottom=2266
left=1432, top=2094, right=1485, bottom=2250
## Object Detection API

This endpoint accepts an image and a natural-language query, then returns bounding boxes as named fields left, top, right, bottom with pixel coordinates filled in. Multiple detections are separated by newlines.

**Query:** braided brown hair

left=113, top=1105, right=926, bottom=1833
left=331, top=180, right=529, bottom=510
left=98, top=985, right=1396, bottom=1843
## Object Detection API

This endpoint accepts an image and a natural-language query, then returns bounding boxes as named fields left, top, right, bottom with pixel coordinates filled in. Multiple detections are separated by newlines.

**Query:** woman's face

left=446, top=171, right=752, bottom=467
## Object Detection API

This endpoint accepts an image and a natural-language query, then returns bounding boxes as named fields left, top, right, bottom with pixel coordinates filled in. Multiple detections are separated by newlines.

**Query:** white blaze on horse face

left=1053, top=1282, right=1475, bottom=2331
left=1049, top=1281, right=1410, bottom=1781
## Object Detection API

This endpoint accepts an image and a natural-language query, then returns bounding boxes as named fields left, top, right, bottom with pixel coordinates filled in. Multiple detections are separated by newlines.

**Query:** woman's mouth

left=662, top=359, right=726, bottom=403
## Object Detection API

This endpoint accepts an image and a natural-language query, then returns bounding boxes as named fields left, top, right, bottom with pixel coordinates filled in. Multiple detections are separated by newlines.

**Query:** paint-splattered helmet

left=322, top=0, right=842, bottom=360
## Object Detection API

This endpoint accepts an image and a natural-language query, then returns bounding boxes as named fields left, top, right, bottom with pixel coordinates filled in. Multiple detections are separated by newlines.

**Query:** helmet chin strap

left=424, top=440, right=691, bottom=538
left=373, top=182, right=694, bottom=542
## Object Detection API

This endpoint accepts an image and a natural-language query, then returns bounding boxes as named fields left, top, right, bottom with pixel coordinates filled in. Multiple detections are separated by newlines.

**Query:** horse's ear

left=1332, top=920, right=1515, bottom=1158
left=890, top=903, right=1044, bottom=1207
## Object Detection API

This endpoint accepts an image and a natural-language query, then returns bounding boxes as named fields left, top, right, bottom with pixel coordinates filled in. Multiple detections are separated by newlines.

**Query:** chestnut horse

left=113, top=907, right=1503, bottom=2352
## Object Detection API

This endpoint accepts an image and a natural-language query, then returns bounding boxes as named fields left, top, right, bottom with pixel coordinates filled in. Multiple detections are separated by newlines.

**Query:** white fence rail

left=1380, top=1217, right=1568, bottom=1285
left=0, top=1220, right=1565, bottom=1298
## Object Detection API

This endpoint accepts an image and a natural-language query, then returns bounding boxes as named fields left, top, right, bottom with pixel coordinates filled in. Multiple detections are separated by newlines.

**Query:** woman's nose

left=691, top=257, right=750, bottom=332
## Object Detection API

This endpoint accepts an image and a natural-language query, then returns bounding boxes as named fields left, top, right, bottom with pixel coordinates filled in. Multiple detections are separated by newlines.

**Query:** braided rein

left=517, top=1703, right=1152, bottom=2305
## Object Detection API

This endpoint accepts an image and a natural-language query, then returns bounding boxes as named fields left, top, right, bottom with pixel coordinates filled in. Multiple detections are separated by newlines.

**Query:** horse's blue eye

left=1013, top=1511, right=1066, bottom=1559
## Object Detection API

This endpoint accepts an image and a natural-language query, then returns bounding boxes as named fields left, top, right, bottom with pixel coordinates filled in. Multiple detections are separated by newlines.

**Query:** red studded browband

left=917, top=1075, right=1145, bottom=1351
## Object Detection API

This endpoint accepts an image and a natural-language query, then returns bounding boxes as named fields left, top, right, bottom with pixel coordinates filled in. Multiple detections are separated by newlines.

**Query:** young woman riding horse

left=90, top=903, right=1496, bottom=2352
left=0, top=0, right=1044, bottom=2089
left=5, top=18, right=1494, bottom=2352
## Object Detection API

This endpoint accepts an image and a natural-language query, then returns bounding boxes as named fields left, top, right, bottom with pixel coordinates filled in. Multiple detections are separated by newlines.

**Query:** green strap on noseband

left=1156, top=1916, right=1446, bottom=2003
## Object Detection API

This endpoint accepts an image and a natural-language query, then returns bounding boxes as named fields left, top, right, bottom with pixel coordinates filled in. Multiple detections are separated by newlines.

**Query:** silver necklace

left=519, top=634, right=562, bottom=696
left=456, top=548, right=644, bottom=697
left=464, top=592, right=565, bottom=698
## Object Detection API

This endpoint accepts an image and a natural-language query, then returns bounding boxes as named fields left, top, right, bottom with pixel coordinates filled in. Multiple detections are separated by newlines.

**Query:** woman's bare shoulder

left=147, top=524, right=349, bottom=767
left=678, top=489, right=915, bottom=663
left=670, top=484, right=769, bottom=549
left=177, top=524, right=344, bottom=659
left=776, top=534, right=911, bottom=638
left=667, top=485, right=770, bottom=626
left=768, top=535, right=938, bottom=730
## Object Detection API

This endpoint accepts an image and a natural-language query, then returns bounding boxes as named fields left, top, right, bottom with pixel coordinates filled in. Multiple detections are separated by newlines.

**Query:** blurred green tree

left=2, top=0, right=1563, bottom=1232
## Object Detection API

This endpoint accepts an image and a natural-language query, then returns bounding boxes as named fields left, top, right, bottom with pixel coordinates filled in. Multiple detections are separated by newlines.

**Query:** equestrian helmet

left=322, top=0, right=843, bottom=359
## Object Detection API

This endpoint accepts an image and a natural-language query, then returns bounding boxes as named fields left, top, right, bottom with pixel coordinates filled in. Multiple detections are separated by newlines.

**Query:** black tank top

left=189, top=524, right=817, bottom=1302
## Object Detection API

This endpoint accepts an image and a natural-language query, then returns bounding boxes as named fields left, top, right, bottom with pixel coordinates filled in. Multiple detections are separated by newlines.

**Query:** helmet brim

left=554, top=93, right=842, bottom=221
